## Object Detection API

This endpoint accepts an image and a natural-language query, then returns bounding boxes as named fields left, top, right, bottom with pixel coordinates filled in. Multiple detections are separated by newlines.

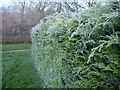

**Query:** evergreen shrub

left=31, top=5, right=120, bottom=88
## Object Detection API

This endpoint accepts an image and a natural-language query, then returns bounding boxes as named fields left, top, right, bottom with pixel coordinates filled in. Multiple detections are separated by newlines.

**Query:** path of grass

left=2, top=49, right=31, bottom=53
left=2, top=44, right=43, bottom=88
left=2, top=44, right=31, bottom=51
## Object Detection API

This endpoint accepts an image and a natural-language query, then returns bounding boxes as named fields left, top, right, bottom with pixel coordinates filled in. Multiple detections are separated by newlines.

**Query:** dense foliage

left=31, top=4, right=120, bottom=88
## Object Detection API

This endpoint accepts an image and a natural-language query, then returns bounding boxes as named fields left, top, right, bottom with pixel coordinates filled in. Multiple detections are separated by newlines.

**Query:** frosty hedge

left=31, top=5, right=120, bottom=88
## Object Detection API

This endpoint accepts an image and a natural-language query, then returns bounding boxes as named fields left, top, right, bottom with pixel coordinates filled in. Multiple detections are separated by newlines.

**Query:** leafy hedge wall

left=31, top=5, right=120, bottom=88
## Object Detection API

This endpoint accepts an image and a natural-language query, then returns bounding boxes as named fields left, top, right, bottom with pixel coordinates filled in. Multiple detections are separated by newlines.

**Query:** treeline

left=1, top=0, right=119, bottom=37
left=2, top=2, right=56, bottom=36
left=2, top=0, right=102, bottom=37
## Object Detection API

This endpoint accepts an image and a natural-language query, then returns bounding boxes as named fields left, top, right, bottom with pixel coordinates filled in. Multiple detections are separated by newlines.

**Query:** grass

left=2, top=44, right=43, bottom=88
left=2, top=44, right=31, bottom=51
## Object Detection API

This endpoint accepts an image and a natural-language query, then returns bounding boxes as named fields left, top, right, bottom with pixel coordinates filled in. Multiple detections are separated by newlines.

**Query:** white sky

left=0, top=0, right=13, bottom=7
left=0, top=0, right=30, bottom=7
left=0, top=0, right=118, bottom=7
left=0, top=0, right=8, bottom=6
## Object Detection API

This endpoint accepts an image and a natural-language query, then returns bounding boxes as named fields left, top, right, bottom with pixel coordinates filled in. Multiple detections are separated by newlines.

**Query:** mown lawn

left=2, top=44, right=31, bottom=51
left=2, top=44, right=43, bottom=88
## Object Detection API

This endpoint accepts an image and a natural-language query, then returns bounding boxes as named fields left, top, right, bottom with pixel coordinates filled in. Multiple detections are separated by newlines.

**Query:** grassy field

left=2, top=44, right=31, bottom=51
left=2, top=44, right=43, bottom=88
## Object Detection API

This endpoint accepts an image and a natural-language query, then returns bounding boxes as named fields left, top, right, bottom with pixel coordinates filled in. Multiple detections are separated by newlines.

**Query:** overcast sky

left=0, top=0, right=33, bottom=7
left=1, top=0, right=12, bottom=7
left=0, top=0, right=117, bottom=7
left=0, top=0, right=29, bottom=7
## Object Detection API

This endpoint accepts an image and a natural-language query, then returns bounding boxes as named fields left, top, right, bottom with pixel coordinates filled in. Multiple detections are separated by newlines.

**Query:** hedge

left=31, top=5, right=120, bottom=88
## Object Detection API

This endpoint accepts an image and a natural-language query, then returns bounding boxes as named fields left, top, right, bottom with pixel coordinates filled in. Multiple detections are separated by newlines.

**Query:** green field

left=2, top=44, right=31, bottom=51
left=2, top=44, right=43, bottom=88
